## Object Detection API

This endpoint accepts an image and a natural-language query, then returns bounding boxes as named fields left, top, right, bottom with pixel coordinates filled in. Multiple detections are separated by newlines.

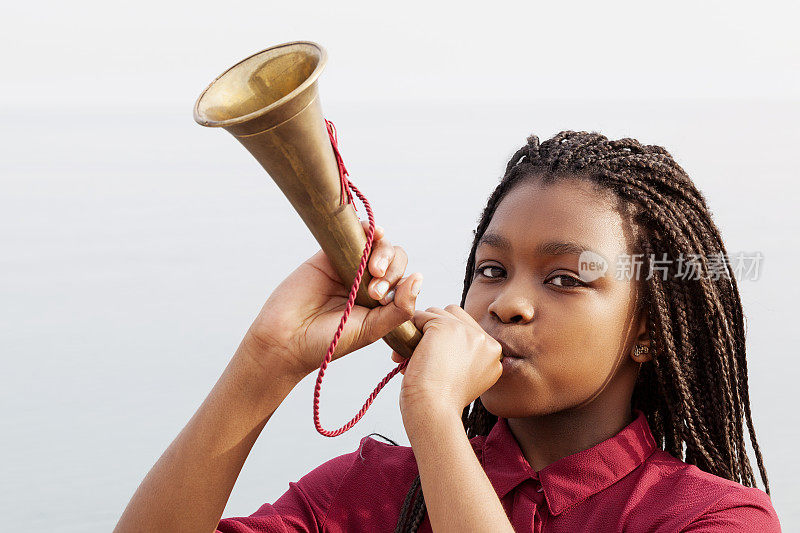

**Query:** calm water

left=1, top=100, right=797, bottom=531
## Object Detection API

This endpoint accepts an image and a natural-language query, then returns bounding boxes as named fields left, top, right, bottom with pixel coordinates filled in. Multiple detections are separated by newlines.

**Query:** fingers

left=411, top=305, right=483, bottom=335
left=443, top=304, right=482, bottom=330
left=390, top=351, right=407, bottom=374
left=390, top=273, right=422, bottom=313
left=361, top=220, right=387, bottom=278
left=359, top=220, right=409, bottom=303
left=411, top=307, right=449, bottom=332
left=361, top=273, right=422, bottom=349
left=373, top=246, right=408, bottom=302
left=360, top=219, right=391, bottom=278
left=361, top=219, right=384, bottom=241
left=372, top=272, right=422, bottom=316
left=442, top=305, right=501, bottom=356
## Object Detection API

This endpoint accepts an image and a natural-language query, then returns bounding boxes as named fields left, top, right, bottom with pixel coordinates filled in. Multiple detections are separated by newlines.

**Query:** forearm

left=404, top=406, right=514, bottom=533
left=114, top=334, right=304, bottom=533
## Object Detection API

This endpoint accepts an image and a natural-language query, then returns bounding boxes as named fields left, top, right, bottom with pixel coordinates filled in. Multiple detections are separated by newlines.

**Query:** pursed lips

left=495, top=338, right=527, bottom=359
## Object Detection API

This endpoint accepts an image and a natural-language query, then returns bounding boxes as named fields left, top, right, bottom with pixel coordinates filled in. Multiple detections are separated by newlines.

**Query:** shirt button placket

left=511, top=479, right=545, bottom=533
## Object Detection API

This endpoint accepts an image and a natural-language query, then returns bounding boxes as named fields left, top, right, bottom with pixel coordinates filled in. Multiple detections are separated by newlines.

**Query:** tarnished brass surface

left=194, top=41, right=422, bottom=358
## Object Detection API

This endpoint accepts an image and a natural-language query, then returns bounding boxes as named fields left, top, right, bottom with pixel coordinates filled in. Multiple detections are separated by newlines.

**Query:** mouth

left=496, top=339, right=526, bottom=359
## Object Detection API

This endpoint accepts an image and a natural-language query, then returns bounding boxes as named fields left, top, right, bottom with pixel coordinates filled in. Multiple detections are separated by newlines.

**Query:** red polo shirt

left=216, top=410, right=779, bottom=532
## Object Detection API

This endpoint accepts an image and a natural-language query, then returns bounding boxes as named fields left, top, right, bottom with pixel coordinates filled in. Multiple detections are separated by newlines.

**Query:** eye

left=475, top=264, right=505, bottom=279
left=546, top=274, right=586, bottom=288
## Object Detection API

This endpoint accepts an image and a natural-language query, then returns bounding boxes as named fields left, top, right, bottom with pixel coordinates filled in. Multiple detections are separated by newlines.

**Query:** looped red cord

left=313, top=119, right=409, bottom=437
left=325, top=120, right=355, bottom=209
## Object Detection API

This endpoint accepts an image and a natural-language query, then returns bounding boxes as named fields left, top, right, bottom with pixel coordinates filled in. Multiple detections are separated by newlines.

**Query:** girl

left=115, top=131, right=780, bottom=532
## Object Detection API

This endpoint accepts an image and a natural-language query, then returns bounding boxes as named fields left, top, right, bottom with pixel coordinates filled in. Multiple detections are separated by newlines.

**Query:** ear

left=630, top=307, right=653, bottom=363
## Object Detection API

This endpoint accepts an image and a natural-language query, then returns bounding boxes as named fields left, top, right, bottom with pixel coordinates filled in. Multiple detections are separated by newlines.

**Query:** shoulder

left=337, top=432, right=490, bottom=493
left=628, top=450, right=780, bottom=532
left=320, top=432, right=487, bottom=531
left=216, top=436, right=390, bottom=533
left=350, top=431, right=487, bottom=478
left=217, top=433, right=489, bottom=533
left=353, top=433, right=418, bottom=477
left=216, top=440, right=364, bottom=533
left=303, top=434, right=418, bottom=532
left=284, top=434, right=415, bottom=511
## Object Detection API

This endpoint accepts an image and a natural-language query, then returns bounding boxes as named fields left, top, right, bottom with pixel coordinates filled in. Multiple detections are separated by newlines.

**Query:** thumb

left=360, top=273, right=422, bottom=345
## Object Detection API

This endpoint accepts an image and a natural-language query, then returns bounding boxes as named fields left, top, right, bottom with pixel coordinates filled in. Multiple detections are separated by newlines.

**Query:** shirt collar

left=482, top=409, right=657, bottom=516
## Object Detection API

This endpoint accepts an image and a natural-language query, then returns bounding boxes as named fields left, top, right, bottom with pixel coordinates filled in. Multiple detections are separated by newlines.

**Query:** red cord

left=325, top=120, right=355, bottom=210
left=313, top=120, right=409, bottom=437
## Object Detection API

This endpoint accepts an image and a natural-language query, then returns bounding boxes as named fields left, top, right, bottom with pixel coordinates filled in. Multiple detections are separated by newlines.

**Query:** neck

left=506, top=398, right=634, bottom=472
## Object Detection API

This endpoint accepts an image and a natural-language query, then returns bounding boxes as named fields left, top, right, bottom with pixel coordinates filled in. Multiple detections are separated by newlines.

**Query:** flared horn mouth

left=193, top=41, right=327, bottom=132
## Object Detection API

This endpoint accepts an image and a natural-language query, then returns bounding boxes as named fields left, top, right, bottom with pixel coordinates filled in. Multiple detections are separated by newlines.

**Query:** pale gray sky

left=3, top=0, right=799, bottom=110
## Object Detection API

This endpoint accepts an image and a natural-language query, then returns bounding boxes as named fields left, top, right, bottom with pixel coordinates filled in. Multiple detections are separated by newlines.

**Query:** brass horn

left=193, top=41, right=422, bottom=358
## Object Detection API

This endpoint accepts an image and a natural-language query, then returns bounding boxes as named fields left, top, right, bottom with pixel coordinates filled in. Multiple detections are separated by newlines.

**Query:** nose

left=487, top=288, right=535, bottom=324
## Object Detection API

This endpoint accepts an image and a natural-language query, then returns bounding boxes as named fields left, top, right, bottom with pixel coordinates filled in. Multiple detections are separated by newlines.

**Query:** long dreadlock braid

left=391, top=130, right=769, bottom=533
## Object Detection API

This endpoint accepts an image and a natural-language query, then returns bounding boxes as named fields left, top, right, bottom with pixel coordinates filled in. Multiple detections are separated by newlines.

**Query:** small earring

left=633, top=344, right=650, bottom=359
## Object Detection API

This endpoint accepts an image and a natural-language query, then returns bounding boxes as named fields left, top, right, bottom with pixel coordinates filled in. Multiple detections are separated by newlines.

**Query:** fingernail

left=411, top=278, right=422, bottom=296
left=384, top=289, right=395, bottom=302
left=375, top=280, right=389, bottom=297
left=378, top=257, right=389, bottom=274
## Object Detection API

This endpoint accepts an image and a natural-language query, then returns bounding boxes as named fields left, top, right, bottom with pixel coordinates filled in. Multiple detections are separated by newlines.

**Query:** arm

left=392, top=304, right=512, bottom=532
left=114, top=334, right=305, bottom=533
left=403, top=403, right=515, bottom=533
left=114, top=223, right=417, bottom=532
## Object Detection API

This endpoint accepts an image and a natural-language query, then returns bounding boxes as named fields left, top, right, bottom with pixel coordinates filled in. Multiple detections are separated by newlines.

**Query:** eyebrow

left=477, top=232, right=604, bottom=260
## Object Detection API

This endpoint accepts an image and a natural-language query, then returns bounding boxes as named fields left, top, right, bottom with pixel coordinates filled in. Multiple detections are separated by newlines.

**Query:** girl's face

left=465, top=177, right=646, bottom=418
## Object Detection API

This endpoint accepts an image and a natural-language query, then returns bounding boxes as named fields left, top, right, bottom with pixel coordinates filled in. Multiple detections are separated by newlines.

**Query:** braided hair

left=390, top=130, right=769, bottom=532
